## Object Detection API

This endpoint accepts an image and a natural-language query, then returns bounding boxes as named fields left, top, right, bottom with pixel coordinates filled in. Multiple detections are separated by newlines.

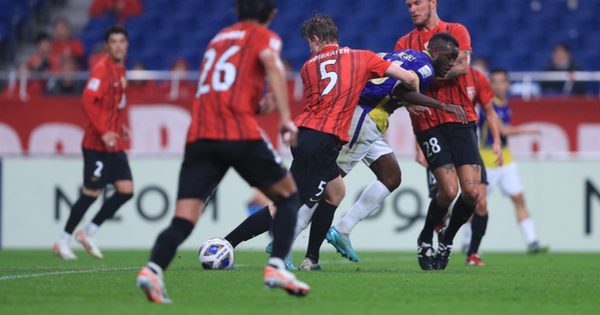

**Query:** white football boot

left=263, top=265, right=310, bottom=297
left=298, top=257, right=322, bottom=271
left=136, top=266, right=172, bottom=303
left=52, top=242, right=77, bottom=260
left=75, top=230, right=103, bottom=259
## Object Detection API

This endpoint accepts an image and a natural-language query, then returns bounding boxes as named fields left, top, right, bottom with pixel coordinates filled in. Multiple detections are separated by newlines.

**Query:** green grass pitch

left=1, top=250, right=599, bottom=315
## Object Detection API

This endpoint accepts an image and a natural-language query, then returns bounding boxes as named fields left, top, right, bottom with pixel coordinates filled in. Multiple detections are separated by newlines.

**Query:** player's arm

left=481, top=101, right=504, bottom=166
left=393, top=85, right=468, bottom=123
left=259, top=48, right=297, bottom=146
left=415, top=141, right=427, bottom=167
left=81, top=71, right=119, bottom=147
left=384, top=64, right=418, bottom=91
left=499, top=123, right=541, bottom=136
left=442, top=49, right=471, bottom=80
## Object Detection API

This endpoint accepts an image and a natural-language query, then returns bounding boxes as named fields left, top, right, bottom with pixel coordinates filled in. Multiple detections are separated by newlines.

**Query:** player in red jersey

left=221, top=12, right=419, bottom=270
left=396, top=0, right=502, bottom=270
left=53, top=25, right=133, bottom=260
left=136, top=0, right=308, bottom=302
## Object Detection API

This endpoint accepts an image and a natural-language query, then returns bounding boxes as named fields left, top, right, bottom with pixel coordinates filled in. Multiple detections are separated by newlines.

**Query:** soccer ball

left=198, top=237, right=235, bottom=270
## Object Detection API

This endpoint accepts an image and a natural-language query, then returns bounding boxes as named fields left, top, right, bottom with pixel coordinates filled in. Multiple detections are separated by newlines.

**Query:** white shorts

left=486, top=162, right=524, bottom=196
left=337, top=106, right=394, bottom=174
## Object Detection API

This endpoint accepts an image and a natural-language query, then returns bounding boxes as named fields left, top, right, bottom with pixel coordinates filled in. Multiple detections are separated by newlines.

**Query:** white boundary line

left=0, top=267, right=138, bottom=281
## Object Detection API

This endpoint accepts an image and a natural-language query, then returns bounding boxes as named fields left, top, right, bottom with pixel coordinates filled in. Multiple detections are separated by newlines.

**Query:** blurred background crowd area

left=0, top=0, right=598, bottom=99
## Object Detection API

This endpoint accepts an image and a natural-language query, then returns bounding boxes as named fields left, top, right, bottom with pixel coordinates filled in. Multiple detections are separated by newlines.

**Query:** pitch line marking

left=0, top=267, right=138, bottom=281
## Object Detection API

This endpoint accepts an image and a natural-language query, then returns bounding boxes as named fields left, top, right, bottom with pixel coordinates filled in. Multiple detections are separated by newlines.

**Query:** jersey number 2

left=196, top=45, right=241, bottom=97
left=320, top=59, right=338, bottom=96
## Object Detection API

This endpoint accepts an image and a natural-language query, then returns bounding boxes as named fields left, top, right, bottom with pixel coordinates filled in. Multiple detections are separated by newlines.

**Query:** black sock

left=270, top=193, right=299, bottom=260
left=305, top=201, right=337, bottom=262
left=443, top=196, right=476, bottom=245
left=419, top=197, right=448, bottom=244
left=64, top=192, right=97, bottom=234
left=467, top=213, right=488, bottom=256
left=91, top=191, right=133, bottom=226
left=149, top=217, right=194, bottom=271
left=225, top=205, right=273, bottom=248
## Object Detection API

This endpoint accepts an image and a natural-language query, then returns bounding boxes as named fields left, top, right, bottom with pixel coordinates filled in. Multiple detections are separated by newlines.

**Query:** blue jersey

left=359, top=49, right=435, bottom=132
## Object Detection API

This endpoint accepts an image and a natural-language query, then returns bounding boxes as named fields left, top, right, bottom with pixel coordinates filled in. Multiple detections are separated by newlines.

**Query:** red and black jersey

left=465, top=68, right=493, bottom=106
left=395, top=21, right=479, bottom=133
left=187, top=22, right=282, bottom=142
left=81, top=55, right=127, bottom=152
left=295, top=46, right=391, bottom=143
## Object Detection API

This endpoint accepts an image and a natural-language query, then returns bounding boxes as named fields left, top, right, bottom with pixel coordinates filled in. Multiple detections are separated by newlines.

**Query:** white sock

left=268, top=257, right=285, bottom=270
left=293, top=203, right=318, bottom=240
left=84, top=223, right=99, bottom=237
left=147, top=261, right=164, bottom=277
left=462, top=222, right=472, bottom=249
left=59, top=231, right=71, bottom=246
left=519, top=218, right=537, bottom=245
left=334, top=180, right=390, bottom=235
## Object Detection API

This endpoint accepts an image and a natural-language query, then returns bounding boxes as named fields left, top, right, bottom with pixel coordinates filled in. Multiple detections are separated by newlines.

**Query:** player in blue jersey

left=465, top=69, right=548, bottom=264
left=291, top=33, right=468, bottom=268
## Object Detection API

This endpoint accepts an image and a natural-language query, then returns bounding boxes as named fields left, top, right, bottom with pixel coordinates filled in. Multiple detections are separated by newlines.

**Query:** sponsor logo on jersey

left=418, top=65, right=433, bottom=79
left=87, top=78, right=101, bottom=91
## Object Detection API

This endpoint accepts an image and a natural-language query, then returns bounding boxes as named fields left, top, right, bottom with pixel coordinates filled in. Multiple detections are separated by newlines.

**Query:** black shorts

left=290, top=128, right=341, bottom=207
left=83, top=148, right=133, bottom=189
left=177, top=139, right=288, bottom=200
left=426, top=164, right=488, bottom=198
left=416, top=122, right=483, bottom=171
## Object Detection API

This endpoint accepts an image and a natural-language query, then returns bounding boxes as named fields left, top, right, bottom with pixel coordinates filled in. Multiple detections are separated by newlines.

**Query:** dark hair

left=36, top=32, right=50, bottom=44
left=429, top=33, right=459, bottom=49
left=300, top=12, right=339, bottom=44
left=235, top=0, right=276, bottom=24
left=104, top=25, right=128, bottom=42
left=554, top=42, right=571, bottom=53
left=490, top=68, right=509, bottom=78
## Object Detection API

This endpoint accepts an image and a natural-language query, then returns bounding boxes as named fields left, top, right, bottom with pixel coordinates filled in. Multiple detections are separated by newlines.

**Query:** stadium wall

left=1, top=157, right=599, bottom=252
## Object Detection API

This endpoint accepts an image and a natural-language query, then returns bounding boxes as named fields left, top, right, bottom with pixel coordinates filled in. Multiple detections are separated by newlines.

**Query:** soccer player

left=395, top=0, right=501, bottom=270
left=303, top=33, right=469, bottom=264
left=136, top=0, right=308, bottom=302
left=465, top=68, right=548, bottom=265
left=223, top=12, right=421, bottom=270
left=53, top=25, right=133, bottom=260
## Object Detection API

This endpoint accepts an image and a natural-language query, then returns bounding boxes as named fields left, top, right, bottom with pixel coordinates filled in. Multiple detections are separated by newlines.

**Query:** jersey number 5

left=196, top=45, right=241, bottom=97
left=320, top=59, right=338, bottom=96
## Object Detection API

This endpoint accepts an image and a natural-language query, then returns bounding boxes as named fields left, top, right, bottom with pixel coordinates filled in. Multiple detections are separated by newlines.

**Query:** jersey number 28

left=196, top=45, right=240, bottom=97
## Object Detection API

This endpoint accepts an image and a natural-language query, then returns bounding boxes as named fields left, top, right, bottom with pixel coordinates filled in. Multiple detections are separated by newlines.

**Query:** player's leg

left=416, top=126, right=458, bottom=270
left=466, top=183, right=488, bottom=266
left=77, top=152, right=134, bottom=258
left=54, top=148, right=105, bottom=260
left=138, top=141, right=227, bottom=303
left=435, top=123, right=482, bottom=270
left=230, top=139, right=308, bottom=296
left=301, top=175, right=345, bottom=270
left=501, top=163, right=548, bottom=253
left=329, top=152, right=398, bottom=262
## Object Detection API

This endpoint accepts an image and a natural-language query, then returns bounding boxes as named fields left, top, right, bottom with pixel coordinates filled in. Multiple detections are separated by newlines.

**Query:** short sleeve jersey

left=359, top=49, right=436, bottom=133
left=395, top=21, right=478, bottom=133
left=295, top=46, right=392, bottom=143
left=187, top=22, right=282, bottom=142
left=81, top=55, right=127, bottom=152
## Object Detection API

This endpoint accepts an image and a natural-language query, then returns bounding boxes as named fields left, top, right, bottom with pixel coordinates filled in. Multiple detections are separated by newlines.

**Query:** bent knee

left=461, top=187, right=480, bottom=205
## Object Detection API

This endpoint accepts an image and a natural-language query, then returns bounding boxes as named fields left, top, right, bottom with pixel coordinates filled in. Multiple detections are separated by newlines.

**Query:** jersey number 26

left=196, top=45, right=240, bottom=97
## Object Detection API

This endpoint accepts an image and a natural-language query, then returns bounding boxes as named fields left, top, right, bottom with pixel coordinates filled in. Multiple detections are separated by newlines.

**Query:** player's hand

left=121, top=124, right=131, bottom=142
left=415, top=145, right=428, bottom=167
left=258, top=92, right=278, bottom=115
left=406, top=105, right=432, bottom=116
left=442, top=104, right=468, bottom=123
left=279, top=119, right=298, bottom=147
left=102, top=131, right=120, bottom=149
left=493, top=141, right=504, bottom=167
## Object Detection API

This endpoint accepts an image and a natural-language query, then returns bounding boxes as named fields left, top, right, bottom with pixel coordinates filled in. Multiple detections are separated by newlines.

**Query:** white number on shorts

left=93, top=161, right=104, bottom=177
left=316, top=180, right=327, bottom=197
left=422, top=137, right=441, bottom=157
left=320, top=59, right=338, bottom=96
left=196, top=46, right=241, bottom=97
